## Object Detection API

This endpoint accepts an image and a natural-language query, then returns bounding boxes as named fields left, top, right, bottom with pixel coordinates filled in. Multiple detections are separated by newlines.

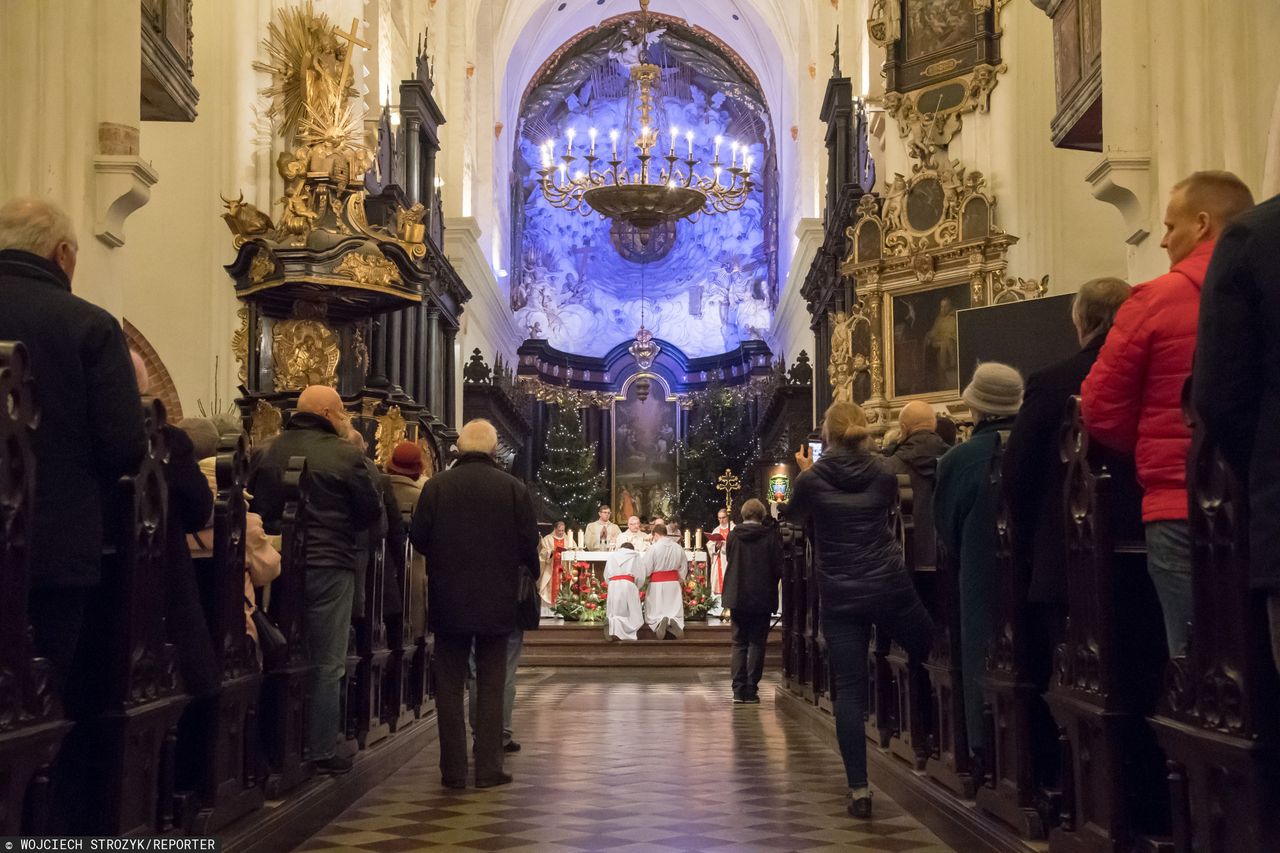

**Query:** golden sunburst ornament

left=253, top=2, right=370, bottom=158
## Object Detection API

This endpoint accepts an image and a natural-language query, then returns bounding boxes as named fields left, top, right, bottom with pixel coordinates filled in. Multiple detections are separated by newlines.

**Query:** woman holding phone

left=786, top=401, right=933, bottom=820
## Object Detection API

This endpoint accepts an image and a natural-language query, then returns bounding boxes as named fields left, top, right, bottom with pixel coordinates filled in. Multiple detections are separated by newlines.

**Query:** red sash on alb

left=611, top=574, right=636, bottom=584
left=649, top=570, right=680, bottom=583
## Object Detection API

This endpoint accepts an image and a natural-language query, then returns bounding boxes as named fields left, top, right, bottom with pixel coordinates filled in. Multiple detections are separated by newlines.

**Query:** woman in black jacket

left=786, top=401, right=933, bottom=819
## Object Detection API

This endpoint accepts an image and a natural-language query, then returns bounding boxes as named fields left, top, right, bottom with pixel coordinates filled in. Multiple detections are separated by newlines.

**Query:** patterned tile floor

left=298, top=668, right=952, bottom=852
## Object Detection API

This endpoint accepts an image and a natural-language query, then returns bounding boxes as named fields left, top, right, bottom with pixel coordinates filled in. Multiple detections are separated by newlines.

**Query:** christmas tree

left=675, top=382, right=759, bottom=526
left=537, top=406, right=607, bottom=526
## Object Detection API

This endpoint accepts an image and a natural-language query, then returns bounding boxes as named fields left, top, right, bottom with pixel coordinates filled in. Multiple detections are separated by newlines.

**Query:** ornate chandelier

left=628, top=263, right=661, bottom=369
left=535, top=0, right=754, bottom=229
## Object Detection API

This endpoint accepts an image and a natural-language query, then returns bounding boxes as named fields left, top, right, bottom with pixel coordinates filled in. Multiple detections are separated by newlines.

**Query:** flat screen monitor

left=956, top=293, right=1078, bottom=389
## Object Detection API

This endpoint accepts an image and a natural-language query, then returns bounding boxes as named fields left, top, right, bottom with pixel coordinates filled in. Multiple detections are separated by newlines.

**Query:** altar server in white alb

left=643, top=523, right=688, bottom=639
left=603, top=542, right=644, bottom=641
left=616, top=515, right=651, bottom=553
left=585, top=504, right=622, bottom=551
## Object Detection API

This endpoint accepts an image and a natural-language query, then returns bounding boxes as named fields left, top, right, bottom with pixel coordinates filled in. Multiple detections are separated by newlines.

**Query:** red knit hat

left=387, top=441, right=424, bottom=478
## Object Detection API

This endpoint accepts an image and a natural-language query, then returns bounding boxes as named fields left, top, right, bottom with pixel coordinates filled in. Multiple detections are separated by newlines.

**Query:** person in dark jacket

left=410, top=419, right=539, bottom=790
left=249, top=384, right=381, bottom=775
left=723, top=498, right=782, bottom=704
left=0, top=198, right=147, bottom=685
left=1006, top=278, right=1133, bottom=606
left=1002, top=277, right=1131, bottom=787
left=129, top=353, right=219, bottom=700
left=1191, top=191, right=1280, bottom=676
left=787, top=401, right=933, bottom=820
left=885, top=401, right=949, bottom=571
left=934, top=362, right=1024, bottom=773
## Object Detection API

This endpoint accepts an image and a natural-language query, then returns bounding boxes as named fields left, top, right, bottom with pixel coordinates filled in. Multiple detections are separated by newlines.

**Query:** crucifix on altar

left=717, top=468, right=742, bottom=519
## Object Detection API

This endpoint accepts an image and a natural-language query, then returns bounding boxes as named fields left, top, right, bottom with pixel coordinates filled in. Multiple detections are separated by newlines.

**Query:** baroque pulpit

left=222, top=6, right=466, bottom=465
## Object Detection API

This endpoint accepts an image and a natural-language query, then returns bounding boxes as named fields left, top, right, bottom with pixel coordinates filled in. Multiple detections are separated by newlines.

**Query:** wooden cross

left=717, top=468, right=742, bottom=517
left=334, top=17, right=370, bottom=50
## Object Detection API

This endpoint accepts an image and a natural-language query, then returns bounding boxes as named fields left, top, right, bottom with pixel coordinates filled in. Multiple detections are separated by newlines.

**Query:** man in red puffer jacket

left=1081, top=171, right=1255, bottom=657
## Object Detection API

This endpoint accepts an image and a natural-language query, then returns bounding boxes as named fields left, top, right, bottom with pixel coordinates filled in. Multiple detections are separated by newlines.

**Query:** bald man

left=885, top=401, right=948, bottom=571
left=615, top=514, right=651, bottom=553
left=0, top=197, right=146, bottom=685
left=249, top=385, right=381, bottom=775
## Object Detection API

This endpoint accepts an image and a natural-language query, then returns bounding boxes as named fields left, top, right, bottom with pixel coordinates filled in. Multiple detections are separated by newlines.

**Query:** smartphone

left=807, top=439, right=824, bottom=463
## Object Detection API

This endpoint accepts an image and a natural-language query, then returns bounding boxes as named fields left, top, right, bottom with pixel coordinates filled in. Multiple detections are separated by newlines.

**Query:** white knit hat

left=961, top=362, right=1024, bottom=417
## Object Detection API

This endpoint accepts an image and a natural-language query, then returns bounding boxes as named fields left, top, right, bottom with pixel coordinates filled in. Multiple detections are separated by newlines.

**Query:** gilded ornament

left=336, top=252, right=400, bottom=289
left=220, top=192, right=275, bottom=247
left=249, top=250, right=276, bottom=284
left=231, top=305, right=250, bottom=384
left=393, top=202, right=426, bottom=244
left=352, top=325, right=369, bottom=378
left=250, top=399, right=283, bottom=446
left=375, top=405, right=408, bottom=468
left=271, top=301, right=341, bottom=390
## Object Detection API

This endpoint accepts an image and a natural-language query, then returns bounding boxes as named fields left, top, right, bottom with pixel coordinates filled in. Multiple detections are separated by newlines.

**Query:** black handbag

left=249, top=596, right=289, bottom=670
left=516, top=566, right=540, bottom=631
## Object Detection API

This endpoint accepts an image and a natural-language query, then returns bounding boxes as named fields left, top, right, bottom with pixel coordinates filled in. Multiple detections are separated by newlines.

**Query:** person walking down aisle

left=410, top=419, right=539, bottom=789
left=786, top=402, right=934, bottom=820
left=642, top=523, right=687, bottom=639
left=723, top=499, right=782, bottom=704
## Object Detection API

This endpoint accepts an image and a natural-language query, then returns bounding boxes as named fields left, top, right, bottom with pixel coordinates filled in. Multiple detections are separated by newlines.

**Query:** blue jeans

left=304, top=568, right=355, bottom=760
left=469, top=629, right=524, bottom=743
left=824, top=597, right=934, bottom=789
left=1146, top=520, right=1193, bottom=657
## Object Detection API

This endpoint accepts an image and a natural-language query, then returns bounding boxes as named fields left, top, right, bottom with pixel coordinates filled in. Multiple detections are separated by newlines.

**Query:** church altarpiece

left=830, top=147, right=1044, bottom=425
left=612, top=376, right=679, bottom=520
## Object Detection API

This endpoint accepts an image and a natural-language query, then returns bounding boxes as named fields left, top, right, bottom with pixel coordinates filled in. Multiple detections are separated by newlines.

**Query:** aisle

left=297, top=669, right=952, bottom=852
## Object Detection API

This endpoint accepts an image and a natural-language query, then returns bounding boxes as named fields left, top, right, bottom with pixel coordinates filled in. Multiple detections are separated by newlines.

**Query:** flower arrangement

left=552, top=561, right=608, bottom=623
left=683, top=563, right=718, bottom=621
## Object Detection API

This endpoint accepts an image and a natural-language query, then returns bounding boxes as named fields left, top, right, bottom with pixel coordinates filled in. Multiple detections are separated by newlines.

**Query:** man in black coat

left=249, top=384, right=381, bottom=774
left=885, top=401, right=949, bottom=571
left=1004, top=277, right=1133, bottom=607
left=723, top=499, right=782, bottom=704
left=0, top=198, right=146, bottom=685
left=1002, top=277, right=1132, bottom=786
left=410, top=419, right=539, bottom=789
left=1191, top=192, right=1280, bottom=675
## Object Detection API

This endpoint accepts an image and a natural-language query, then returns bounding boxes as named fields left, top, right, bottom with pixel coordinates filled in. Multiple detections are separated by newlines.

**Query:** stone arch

left=122, top=319, right=183, bottom=422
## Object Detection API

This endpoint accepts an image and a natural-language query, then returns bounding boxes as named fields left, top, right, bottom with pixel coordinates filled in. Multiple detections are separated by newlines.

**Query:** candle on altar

left=579, top=529, right=586, bottom=551
left=695, top=529, right=703, bottom=550
left=684, top=529, right=691, bottom=549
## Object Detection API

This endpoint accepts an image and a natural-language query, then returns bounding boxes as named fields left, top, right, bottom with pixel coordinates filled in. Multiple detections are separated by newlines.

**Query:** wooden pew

left=185, top=433, right=264, bottom=832
left=65, top=399, right=191, bottom=835
left=977, top=433, right=1055, bottom=837
left=1150, top=416, right=1280, bottom=853
left=383, top=535, right=417, bottom=732
left=0, top=342, right=72, bottom=835
left=353, top=538, right=391, bottom=749
left=259, top=457, right=315, bottom=797
left=780, top=522, right=808, bottom=695
left=886, top=476, right=934, bottom=771
left=1046, top=398, right=1170, bottom=853
left=924, top=535, right=977, bottom=798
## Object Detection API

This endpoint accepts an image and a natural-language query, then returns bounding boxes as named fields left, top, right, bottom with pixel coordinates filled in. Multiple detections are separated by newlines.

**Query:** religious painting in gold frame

left=835, top=149, right=1046, bottom=424
left=612, top=373, right=679, bottom=521
left=867, top=0, right=1006, bottom=148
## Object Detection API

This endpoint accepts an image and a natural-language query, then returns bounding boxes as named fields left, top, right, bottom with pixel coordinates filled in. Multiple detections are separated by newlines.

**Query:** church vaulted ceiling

left=511, top=11, right=778, bottom=359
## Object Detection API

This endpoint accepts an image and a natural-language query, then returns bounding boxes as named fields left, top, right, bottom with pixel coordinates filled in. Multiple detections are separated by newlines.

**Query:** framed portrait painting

left=891, top=282, right=972, bottom=398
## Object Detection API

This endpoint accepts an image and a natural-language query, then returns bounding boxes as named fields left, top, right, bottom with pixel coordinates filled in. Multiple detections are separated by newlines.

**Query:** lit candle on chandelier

left=566, top=127, right=576, bottom=156
left=685, top=130, right=694, bottom=158
left=589, top=127, right=598, bottom=156
left=714, top=135, right=723, bottom=160
left=744, top=154, right=754, bottom=174
left=730, top=141, right=739, bottom=169
left=669, top=126, right=678, bottom=156
left=610, top=129, right=619, bottom=158
left=559, top=161, right=567, bottom=183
